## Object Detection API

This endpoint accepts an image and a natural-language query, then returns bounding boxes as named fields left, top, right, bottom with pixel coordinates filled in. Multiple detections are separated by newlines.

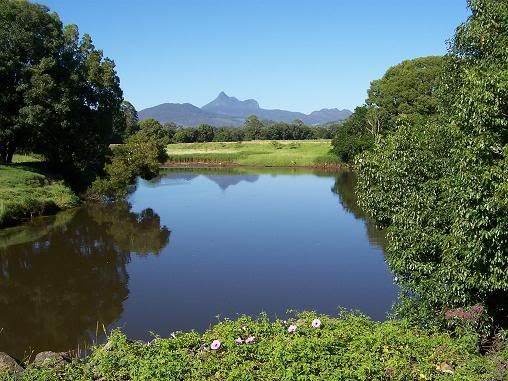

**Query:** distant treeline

left=129, top=116, right=341, bottom=144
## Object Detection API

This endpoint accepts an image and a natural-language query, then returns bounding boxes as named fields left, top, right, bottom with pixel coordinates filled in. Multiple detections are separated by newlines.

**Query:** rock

left=32, top=351, right=67, bottom=367
left=436, top=362, right=455, bottom=374
left=0, top=352, right=23, bottom=374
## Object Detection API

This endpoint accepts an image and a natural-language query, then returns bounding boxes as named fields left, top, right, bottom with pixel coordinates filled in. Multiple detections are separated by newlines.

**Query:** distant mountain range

left=138, top=92, right=352, bottom=127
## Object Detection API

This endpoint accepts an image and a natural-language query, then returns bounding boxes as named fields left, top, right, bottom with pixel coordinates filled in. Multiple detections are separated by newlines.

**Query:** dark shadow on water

left=331, top=170, right=387, bottom=250
left=0, top=203, right=170, bottom=359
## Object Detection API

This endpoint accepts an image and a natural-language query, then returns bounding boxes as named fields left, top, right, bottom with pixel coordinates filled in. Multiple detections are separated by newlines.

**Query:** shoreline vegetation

left=0, top=155, right=79, bottom=228
left=2, top=0, right=508, bottom=379
left=0, top=142, right=340, bottom=229
left=1, top=312, right=507, bottom=380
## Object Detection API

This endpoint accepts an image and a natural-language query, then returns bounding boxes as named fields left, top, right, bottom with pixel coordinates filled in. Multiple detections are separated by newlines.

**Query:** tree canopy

left=331, top=56, right=444, bottom=163
left=0, top=0, right=123, bottom=186
left=366, top=56, right=444, bottom=127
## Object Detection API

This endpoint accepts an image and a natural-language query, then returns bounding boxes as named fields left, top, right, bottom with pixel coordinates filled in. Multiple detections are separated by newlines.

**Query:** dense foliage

left=112, top=101, right=139, bottom=143
left=330, top=106, right=374, bottom=163
left=3, top=313, right=507, bottom=381
left=0, top=0, right=123, bottom=186
left=331, top=56, right=444, bottom=163
left=355, top=0, right=508, bottom=330
left=367, top=56, right=443, bottom=127
left=87, top=131, right=167, bottom=200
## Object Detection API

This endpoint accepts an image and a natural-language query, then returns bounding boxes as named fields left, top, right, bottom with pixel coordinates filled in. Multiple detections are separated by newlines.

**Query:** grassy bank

left=165, top=140, right=339, bottom=167
left=0, top=155, right=79, bottom=227
left=3, top=312, right=507, bottom=380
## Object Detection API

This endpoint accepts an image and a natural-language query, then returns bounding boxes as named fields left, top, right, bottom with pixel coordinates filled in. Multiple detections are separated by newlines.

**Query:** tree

left=112, top=100, right=139, bottom=142
left=163, top=122, right=178, bottom=143
left=139, top=118, right=166, bottom=143
left=0, top=0, right=64, bottom=163
left=331, top=57, right=444, bottom=164
left=195, top=124, right=215, bottom=142
left=87, top=131, right=164, bottom=199
left=173, top=128, right=198, bottom=143
left=136, top=118, right=169, bottom=162
left=331, top=106, right=373, bottom=163
left=0, top=1, right=123, bottom=187
left=439, top=0, right=508, bottom=325
left=355, top=0, right=508, bottom=328
left=243, top=115, right=264, bottom=140
left=367, top=56, right=444, bottom=128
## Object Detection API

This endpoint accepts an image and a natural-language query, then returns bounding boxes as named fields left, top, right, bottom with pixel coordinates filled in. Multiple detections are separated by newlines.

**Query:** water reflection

left=1, top=168, right=397, bottom=359
left=0, top=203, right=170, bottom=358
left=150, top=169, right=260, bottom=190
left=331, top=170, right=387, bottom=250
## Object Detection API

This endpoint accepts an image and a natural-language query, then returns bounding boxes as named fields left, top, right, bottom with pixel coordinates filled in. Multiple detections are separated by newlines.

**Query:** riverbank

left=1, top=312, right=506, bottom=380
left=165, top=140, right=341, bottom=167
left=0, top=155, right=79, bottom=228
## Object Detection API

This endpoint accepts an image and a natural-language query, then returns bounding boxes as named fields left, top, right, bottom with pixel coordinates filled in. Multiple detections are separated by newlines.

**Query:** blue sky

left=41, top=0, right=470, bottom=113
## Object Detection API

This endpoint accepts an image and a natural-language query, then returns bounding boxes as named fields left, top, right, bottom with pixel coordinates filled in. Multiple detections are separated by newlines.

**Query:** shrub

left=5, top=313, right=507, bottom=380
left=87, top=132, right=165, bottom=200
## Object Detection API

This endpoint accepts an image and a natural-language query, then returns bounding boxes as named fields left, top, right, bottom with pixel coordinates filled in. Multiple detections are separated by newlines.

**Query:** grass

left=166, top=140, right=340, bottom=167
left=3, top=312, right=507, bottom=380
left=0, top=155, right=79, bottom=228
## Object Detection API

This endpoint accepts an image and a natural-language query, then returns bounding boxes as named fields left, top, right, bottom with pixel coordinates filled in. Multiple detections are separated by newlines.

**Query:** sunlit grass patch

left=0, top=156, right=79, bottom=227
left=166, top=140, right=339, bottom=166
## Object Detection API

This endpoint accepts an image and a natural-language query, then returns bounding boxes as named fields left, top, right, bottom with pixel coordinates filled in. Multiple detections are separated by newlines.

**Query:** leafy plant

left=4, top=313, right=507, bottom=380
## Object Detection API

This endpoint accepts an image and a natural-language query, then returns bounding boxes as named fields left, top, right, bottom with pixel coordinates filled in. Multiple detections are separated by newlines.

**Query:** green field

left=166, top=140, right=339, bottom=167
left=0, top=155, right=79, bottom=227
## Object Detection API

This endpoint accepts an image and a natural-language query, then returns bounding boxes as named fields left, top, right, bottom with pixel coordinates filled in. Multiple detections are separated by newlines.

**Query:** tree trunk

left=6, top=146, right=14, bottom=163
left=0, top=142, right=15, bottom=163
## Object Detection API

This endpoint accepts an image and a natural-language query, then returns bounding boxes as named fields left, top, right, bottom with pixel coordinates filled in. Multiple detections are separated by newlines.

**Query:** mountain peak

left=139, top=93, right=352, bottom=126
left=203, top=92, right=260, bottom=116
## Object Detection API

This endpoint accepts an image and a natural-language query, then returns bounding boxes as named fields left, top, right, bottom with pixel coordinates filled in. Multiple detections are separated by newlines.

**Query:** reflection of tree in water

left=88, top=203, right=170, bottom=256
left=0, top=203, right=170, bottom=359
left=331, top=170, right=387, bottom=250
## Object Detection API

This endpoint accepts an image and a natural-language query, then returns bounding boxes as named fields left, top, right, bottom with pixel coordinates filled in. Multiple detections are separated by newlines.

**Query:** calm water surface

left=0, top=169, right=397, bottom=358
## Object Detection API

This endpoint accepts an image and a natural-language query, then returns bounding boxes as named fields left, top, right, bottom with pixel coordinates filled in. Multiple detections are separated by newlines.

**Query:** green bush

left=354, top=0, right=508, bottom=331
left=5, top=313, right=507, bottom=380
left=87, top=132, right=165, bottom=200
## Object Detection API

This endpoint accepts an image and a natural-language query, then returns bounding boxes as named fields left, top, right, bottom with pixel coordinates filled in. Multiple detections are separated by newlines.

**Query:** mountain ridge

left=138, top=92, right=351, bottom=127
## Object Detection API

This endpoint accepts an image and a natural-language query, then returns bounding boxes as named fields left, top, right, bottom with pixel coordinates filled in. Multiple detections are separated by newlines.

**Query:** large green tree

left=331, top=56, right=444, bottom=163
left=0, top=0, right=123, bottom=186
left=440, top=0, right=508, bottom=324
left=367, top=56, right=444, bottom=128
left=356, top=0, right=508, bottom=328
left=0, top=0, right=63, bottom=163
